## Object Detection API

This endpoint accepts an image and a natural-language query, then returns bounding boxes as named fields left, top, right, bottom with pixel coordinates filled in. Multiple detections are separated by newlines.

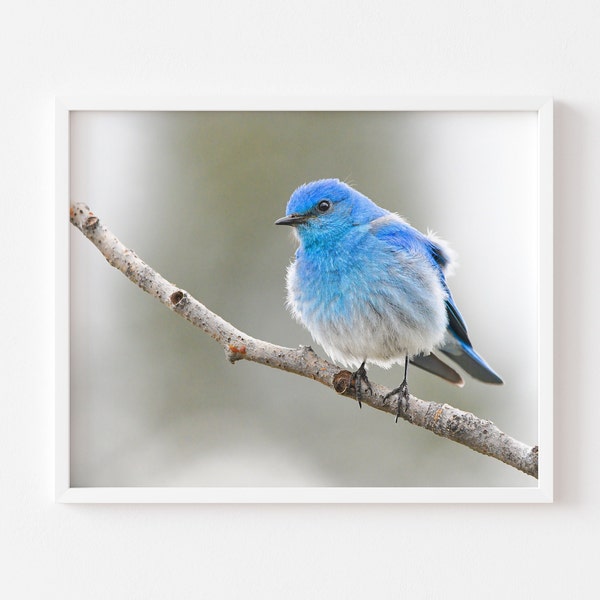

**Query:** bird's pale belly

left=287, top=261, right=447, bottom=369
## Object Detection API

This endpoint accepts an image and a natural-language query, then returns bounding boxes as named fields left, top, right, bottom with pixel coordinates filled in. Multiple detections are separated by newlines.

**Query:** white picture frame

left=55, top=96, right=553, bottom=503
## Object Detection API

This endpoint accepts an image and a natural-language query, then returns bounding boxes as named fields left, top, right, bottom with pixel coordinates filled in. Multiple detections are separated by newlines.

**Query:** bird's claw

left=352, top=362, right=372, bottom=409
left=385, top=380, right=410, bottom=423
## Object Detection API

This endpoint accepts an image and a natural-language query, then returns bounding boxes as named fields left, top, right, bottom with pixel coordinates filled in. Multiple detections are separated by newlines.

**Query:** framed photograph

left=56, top=97, right=552, bottom=502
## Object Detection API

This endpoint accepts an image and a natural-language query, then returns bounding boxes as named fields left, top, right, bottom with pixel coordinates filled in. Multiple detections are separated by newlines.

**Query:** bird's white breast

left=285, top=244, right=448, bottom=370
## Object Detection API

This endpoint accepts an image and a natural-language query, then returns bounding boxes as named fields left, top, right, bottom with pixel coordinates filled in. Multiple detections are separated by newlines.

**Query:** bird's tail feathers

left=439, top=338, right=503, bottom=385
left=410, top=352, right=464, bottom=387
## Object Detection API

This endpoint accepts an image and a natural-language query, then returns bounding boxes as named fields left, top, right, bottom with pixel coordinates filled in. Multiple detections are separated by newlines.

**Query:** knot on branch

left=333, top=370, right=353, bottom=394
left=84, top=215, right=99, bottom=230
left=528, top=446, right=539, bottom=479
left=226, top=343, right=247, bottom=363
left=170, top=290, right=185, bottom=306
left=70, top=203, right=95, bottom=225
left=300, top=345, right=314, bottom=355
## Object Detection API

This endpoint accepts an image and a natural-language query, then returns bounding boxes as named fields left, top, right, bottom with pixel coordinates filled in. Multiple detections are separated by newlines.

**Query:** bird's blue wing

left=440, top=290, right=503, bottom=384
left=371, top=215, right=454, bottom=274
left=444, top=288, right=471, bottom=346
left=370, top=215, right=439, bottom=258
left=370, top=215, right=503, bottom=385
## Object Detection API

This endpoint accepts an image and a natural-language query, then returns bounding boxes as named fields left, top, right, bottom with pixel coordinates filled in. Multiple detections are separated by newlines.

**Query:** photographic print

left=57, top=98, right=552, bottom=502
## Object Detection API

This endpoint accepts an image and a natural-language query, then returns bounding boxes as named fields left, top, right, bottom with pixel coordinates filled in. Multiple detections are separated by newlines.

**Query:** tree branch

left=69, top=202, right=539, bottom=479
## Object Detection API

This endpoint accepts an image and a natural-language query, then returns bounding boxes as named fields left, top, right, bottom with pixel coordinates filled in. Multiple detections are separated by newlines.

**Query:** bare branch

left=69, top=202, right=539, bottom=479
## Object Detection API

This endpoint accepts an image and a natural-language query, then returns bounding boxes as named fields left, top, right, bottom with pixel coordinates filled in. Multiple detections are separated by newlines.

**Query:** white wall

left=1, top=1, right=596, bottom=597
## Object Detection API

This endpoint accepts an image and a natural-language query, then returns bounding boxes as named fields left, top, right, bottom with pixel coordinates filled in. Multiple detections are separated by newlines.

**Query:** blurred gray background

left=69, top=110, right=538, bottom=488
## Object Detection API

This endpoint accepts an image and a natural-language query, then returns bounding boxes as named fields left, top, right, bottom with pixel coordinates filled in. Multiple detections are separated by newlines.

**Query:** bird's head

left=275, top=179, right=387, bottom=244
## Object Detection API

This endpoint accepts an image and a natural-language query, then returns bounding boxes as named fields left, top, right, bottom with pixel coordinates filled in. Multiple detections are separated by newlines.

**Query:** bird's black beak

left=274, top=214, right=309, bottom=226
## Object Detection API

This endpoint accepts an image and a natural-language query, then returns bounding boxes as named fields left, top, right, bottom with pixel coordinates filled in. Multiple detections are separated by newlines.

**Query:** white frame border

left=55, top=96, right=553, bottom=503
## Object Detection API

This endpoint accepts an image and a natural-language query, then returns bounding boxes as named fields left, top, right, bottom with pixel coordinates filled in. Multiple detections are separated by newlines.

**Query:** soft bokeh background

left=70, top=110, right=538, bottom=487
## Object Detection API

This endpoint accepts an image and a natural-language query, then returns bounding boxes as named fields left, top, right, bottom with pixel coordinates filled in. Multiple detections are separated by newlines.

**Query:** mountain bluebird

left=275, top=178, right=502, bottom=420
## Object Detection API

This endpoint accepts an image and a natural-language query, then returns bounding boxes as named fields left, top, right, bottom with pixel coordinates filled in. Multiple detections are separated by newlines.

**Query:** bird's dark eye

left=317, top=200, right=331, bottom=213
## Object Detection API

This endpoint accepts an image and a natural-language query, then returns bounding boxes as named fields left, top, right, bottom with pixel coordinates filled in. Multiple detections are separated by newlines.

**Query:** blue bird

left=275, top=179, right=502, bottom=420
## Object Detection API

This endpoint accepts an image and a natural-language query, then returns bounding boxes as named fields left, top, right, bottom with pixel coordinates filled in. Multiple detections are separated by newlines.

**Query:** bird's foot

left=352, top=361, right=372, bottom=409
left=385, top=380, right=410, bottom=423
